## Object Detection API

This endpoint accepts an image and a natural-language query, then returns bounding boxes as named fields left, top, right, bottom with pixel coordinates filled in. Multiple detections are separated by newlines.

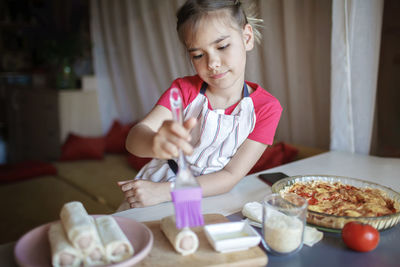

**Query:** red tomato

left=342, top=222, right=380, bottom=252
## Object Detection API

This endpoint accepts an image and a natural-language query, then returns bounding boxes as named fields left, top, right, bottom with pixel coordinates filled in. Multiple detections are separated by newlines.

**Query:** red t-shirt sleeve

left=247, top=85, right=282, bottom=145
left=156, top=76, right=201, bottom=110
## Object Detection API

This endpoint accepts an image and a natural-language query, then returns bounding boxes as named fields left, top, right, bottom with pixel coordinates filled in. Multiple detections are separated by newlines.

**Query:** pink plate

left=14, top=215, right=153, bottom=267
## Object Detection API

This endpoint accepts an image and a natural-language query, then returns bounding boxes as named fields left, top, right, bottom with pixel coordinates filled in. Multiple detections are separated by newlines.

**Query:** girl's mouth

left=210, top=71, right=228, bottom=79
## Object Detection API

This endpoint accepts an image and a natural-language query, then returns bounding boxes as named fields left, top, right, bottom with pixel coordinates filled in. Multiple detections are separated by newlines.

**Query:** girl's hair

left=176, top=0, right=263, bottom=46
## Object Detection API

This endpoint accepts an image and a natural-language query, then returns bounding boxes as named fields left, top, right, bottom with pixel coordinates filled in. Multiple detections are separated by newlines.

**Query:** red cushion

left=126, top=154, right=152, bottom=172
left=60, top=133, right=106, bottom=161
left=248, top=142, right=298, bottom=174
left=105, top=120, right=135, bottom=154
left=0, top=161, right=57, bottom=183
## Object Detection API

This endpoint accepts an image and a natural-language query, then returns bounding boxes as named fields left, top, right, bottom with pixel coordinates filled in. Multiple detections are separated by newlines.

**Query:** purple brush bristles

left=171, top=187, right=204, bottom=229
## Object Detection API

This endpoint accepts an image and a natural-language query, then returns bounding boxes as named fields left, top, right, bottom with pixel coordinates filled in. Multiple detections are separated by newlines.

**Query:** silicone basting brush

left=169, top=88, right=204, bottom=229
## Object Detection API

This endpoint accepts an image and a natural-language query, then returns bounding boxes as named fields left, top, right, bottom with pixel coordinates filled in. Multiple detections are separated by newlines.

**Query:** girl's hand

left=117, top=180, right=172, bottom=208
left=152, top=117, right=197, bottom=159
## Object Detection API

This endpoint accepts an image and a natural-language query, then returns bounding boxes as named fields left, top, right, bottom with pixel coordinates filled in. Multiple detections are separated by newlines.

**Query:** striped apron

left=135, top=82, right=256, bottom=182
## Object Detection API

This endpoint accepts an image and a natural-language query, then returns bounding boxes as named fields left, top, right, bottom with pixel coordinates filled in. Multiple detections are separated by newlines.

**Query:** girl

left=119, top=0, right=282, bottom=209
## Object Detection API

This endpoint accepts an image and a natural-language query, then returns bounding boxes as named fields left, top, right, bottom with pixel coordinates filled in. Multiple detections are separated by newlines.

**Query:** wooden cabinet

left=6, top=88, right=61, bottom=162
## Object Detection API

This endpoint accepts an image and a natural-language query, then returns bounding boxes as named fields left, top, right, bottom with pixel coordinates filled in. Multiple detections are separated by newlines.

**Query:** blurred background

left=0, top=0, right=398, bottom=165
left=0, top=0, right=398, bottom=244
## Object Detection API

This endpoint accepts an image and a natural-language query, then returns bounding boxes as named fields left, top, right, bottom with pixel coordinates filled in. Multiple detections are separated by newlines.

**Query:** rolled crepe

left=48, top=222, right=82, bottom=267
left=82, top=226, right=107, bottom=266
left=160, top=215, right=199, bottom=256
left=95, top=216, right=134, bottom=263
left=60, top=201, right=101, bottom=253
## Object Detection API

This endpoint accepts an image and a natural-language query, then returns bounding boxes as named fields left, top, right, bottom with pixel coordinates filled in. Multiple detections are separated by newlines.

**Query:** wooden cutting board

left=136, top=214, right=268, bottom=267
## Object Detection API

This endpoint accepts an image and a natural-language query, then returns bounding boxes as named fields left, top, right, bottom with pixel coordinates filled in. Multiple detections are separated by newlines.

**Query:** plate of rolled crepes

left=14, top=201, right=153, bottom=267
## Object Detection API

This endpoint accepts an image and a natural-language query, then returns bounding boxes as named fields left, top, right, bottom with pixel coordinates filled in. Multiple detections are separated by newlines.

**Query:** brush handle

left=169, top=88, right=199, bottom=189
left=169, top=88, right=187, bottom=171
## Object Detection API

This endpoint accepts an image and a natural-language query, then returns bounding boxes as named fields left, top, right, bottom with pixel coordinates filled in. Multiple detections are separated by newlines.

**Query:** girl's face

left=185, top=12, right=254, bottom=92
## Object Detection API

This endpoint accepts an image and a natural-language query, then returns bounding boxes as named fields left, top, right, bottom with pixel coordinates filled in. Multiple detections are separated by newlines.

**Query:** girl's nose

left=207, top=54, right=221, bottom=70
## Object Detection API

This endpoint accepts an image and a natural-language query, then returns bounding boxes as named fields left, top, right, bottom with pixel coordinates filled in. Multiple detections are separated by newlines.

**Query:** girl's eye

left=218, top=44, right=230, bottom=50
left=192, top=54, right=203, bottom=60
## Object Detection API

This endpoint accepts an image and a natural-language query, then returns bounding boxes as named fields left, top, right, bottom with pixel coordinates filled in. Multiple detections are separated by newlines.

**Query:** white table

left=114, top=151, right=400, bottom=222
left=3, top=151, right=400, bottom=266
left=113, top=151, right=400, bottom=267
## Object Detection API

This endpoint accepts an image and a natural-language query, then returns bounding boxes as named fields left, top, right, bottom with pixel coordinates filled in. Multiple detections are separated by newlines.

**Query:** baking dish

left=271, top=175, right=400, bottom=232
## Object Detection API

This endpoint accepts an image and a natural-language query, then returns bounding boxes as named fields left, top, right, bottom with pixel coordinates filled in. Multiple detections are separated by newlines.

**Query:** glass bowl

left=271, top=175, right=400, bottom=232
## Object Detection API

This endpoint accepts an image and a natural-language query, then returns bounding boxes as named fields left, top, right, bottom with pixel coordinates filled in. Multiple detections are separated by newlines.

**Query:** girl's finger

left=169, top=121, right=191, bottom=140
left=161, top=142, right=179, bottom=158
left=165, top=134, right=181, bottom=148
left=120, top=182, right=133, bottom=192
left=124, top=190, right=134, bottom=198
left=117, top=180, right=132, bottom=186
left=184, top=117, right=197, bottom=132
left=127, top=196, right=136, bottom=203
left=163, top=130, right=194, bottom=155
left=178, top=140, right=194, bottom=155
left=130, top=202, right=143, bottom=208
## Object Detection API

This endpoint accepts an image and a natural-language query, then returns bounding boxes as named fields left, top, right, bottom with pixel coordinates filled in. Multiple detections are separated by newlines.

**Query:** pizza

left=282, top=180, right=400, bottom=229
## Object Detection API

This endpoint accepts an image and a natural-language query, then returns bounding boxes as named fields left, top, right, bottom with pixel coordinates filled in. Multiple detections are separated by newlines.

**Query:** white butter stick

left=160, top=215, right=199, bottom=256
left=48, top=222, right=82, bottom=267
left=60, top=201, right=101, bottom=253
left=304, top=226, right=324, bottom=247
left=242, top=202, right=263, bottom=223
left=95, top=216, right=134, bottom=263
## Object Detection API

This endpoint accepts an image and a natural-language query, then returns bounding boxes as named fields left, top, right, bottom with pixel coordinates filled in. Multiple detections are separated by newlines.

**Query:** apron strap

left=167, top=159, right=178, bottom=174
left=200, top=82, right=208, bottom=95
left=243, top=82, right=249, bottom=97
